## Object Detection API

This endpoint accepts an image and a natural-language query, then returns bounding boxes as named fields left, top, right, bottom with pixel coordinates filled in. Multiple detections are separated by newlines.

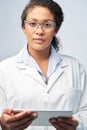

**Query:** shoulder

left=58, top=53, right=80, bottom=64
left=58, top=53, right=86, bottom=74
left=59, top=53, right=77, bottom=62
left=58, top=53, right=78, bottom=64
left=0, top=54, right=19, bottom=71
left=0, top=47, right=24, bottom=69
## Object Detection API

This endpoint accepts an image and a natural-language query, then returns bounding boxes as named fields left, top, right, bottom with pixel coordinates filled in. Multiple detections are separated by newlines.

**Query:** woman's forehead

left=26, top=6, right=55, bottom=21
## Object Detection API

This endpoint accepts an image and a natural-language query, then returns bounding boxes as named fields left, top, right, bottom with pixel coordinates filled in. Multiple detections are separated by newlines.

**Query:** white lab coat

left=0, top=50, right=87, bottom=130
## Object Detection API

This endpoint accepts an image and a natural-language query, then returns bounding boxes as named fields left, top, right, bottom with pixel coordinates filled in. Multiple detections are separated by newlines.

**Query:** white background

left=0, top=0, right=87, bottom=72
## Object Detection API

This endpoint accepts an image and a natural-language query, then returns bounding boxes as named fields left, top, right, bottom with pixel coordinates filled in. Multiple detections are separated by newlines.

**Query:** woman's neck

left=28, top=46, right=51, bottom=62
left=27, top=46, right=51, bottom=83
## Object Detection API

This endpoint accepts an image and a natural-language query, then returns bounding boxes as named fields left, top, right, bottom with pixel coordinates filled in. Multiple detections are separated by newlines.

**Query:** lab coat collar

left=16, top=46, right=69, bottom=87
left=16, top=61, right=68, bottom=90
left=16, top=44, right=68, bottom=68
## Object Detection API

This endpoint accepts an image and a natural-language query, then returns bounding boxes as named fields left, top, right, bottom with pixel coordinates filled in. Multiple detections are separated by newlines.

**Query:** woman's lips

left=33, top=38, right=45, bottom=43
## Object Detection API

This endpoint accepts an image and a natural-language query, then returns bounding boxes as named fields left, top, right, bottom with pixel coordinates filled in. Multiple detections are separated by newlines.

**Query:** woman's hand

left=49, top=116, right=79, bottom=130
left=0, top=109, right=37, bottom=130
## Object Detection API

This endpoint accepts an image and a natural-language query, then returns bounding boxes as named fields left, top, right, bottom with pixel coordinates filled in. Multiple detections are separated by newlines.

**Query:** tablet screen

left=31, top=110, right=72, bottom=126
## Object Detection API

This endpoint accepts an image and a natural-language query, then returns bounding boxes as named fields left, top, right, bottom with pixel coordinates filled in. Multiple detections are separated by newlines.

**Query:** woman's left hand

left=49, top=116, right=79, bottom=130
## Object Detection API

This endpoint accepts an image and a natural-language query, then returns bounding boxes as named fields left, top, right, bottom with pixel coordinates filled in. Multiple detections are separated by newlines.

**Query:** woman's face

left=22, top=6, right=58, bottom=53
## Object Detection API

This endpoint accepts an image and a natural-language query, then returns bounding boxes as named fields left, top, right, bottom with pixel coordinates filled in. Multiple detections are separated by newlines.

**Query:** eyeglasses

left=24, top=20, right=56, bottom=32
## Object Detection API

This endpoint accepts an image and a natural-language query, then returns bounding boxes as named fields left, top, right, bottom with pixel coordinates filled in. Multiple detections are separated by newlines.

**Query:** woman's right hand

left=0, top=109, right=37, bottom=130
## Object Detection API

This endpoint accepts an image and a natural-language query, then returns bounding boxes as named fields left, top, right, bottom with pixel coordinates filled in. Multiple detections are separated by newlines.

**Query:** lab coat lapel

left=16, top=63, right=46, bottom=86
left=46, top=62, right=69, bottom=93
left=46, top=67, right=63, bottom=93
left=16, top=50, right=69, bottom=89
left=25, top=68, right=46, bottom=85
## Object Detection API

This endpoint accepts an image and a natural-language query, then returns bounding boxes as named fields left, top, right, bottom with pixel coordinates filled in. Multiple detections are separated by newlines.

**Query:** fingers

left=1, top=109, right=38, bottom=130
left=56, top=116, right=79, bottom=127
left=2, top=109, right=14, bottom=115
left=9, top=111, right=33, bottom=122
left=5, top=113, right=37, bottom=130
left=49, top=116, right=79, bottom=130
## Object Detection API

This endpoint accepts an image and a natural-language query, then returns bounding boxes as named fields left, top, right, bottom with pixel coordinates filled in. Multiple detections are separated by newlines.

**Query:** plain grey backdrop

left=0, top=0, right=87, bottom=72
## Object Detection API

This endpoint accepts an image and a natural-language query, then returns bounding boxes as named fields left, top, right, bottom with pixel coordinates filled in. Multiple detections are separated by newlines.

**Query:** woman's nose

left=35, top=25, right=44, bottom=35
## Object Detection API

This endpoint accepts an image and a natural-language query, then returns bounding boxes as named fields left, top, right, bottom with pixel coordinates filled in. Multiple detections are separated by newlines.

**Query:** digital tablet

left=14, top=109, right=72, bottom=126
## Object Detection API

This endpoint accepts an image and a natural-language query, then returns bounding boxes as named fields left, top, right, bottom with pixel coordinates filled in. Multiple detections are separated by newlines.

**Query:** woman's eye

left=45, top=23, right=52, bottom=28
left=29, top=22, right=37, bottom=27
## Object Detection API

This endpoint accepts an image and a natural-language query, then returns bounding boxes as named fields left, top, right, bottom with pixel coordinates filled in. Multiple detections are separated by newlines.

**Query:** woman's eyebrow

left=27, top=18, right=55, bottom=22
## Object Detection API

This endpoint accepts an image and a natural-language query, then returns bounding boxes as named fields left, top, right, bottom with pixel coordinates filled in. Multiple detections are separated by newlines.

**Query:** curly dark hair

left=21, top=0, right=64, bottom=51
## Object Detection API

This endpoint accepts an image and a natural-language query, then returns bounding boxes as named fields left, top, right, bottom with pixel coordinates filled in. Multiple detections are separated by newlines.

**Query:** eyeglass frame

left=24, top=19, right=57, bottom=32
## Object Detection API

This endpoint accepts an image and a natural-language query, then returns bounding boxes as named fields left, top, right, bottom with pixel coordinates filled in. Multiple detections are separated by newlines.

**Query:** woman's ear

left=54, top=27, right=58, bottom=36
left=55, top=27, right=59, bottom=34
left=22, top=24, right=26, bottom=33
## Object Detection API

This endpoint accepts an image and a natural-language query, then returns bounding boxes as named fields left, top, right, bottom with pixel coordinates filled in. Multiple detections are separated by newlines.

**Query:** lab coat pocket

left=65, top=88, right=81, bottom=114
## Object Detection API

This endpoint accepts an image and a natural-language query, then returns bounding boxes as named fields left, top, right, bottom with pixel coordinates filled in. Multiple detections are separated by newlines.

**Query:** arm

left=0, top=66, right=37, bottom=130
left=72, top=63, right=87, bottom=129
left=50, top=62, right=87, bottom=130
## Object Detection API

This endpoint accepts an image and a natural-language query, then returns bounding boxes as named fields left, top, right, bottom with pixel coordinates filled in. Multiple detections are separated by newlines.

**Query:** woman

left=0, top=0, right=87, bottom=130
